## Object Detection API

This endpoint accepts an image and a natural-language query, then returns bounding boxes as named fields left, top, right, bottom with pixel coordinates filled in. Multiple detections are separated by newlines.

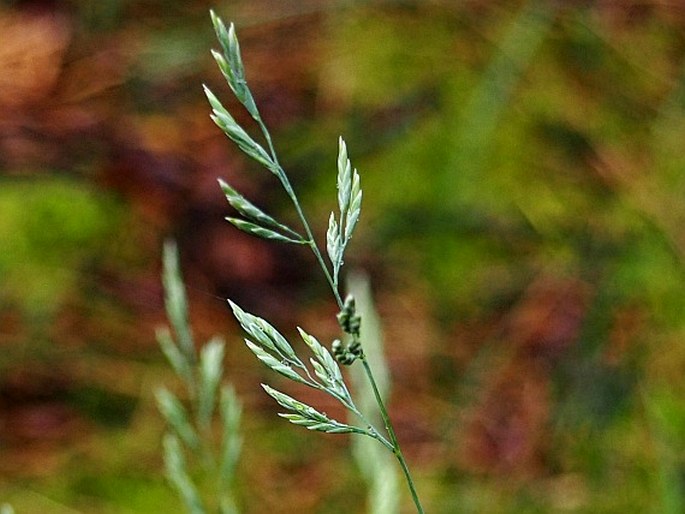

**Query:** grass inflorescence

left=203, top=10, right=425, bottom=513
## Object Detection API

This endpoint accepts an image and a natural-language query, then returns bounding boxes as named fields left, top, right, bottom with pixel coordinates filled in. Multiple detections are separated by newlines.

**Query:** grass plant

left=157, top=241, right=242, bottom=514
left=204, top=10, right=425, bottom=513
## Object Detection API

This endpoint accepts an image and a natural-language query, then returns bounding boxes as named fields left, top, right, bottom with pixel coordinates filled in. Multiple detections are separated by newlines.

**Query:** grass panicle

left=205, top=11, right=424, bottom=513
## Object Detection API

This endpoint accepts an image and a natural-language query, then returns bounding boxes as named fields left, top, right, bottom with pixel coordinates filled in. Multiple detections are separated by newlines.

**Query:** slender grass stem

left=256, top=115, right=343, bottom=307
left=361, top=357, right=425, bottom=514
left=285, top=173, right=342, bottom=306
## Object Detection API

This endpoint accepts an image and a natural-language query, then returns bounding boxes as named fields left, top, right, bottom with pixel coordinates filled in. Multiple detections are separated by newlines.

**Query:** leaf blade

left=209, top=12, right=259, bottom=119
left=228, top=300, right=301, bottom=363
left=162, top=434, right=206, bottom=514
left=226, top=217, right=306, bottom=244
left=198, top=337, right=225, bottom=430
left=262, top=384, right=365, bottom=435
left=156, top=388, right=200, bottom=451
left=218, top=178, right=302, bottom=239
left=162, top=241, right=195, bottom=363
left=204, top=85, right=274, bottom=171
left=245, top=339, right=307, bottom=384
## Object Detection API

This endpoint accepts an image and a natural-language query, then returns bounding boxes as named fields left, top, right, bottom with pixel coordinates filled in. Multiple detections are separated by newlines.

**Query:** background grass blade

left=158, top=240, right=242, bottom=514
left=347, top=271, right=400, bottom=514
left=442, top=0, right=555, bottom=208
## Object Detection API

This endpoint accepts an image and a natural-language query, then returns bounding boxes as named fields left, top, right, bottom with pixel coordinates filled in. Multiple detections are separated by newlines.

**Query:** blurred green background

left=2, top=0, right=685, bottom=512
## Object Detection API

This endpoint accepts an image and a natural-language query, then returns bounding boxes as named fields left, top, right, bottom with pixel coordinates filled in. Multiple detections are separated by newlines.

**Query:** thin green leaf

left=298, top=327, right=345, bottom=386
left=345, top=171, right=362, bottom=241
left=326, top=212, right=342, bottom=279
left=337, top=137, right=352, bottom=221
left=218, top=178, right=302, bottom=239
left=278, top=413, right=364, bottom=434
left=228, top=301, right=302, bottom=365
left=309, top=358, right=330, bottom=387
left=210, top=48, right=232, bottom=84
left=162, top=240, right=195, bottom=364
left=209, top=11, right=259, bottom=119
left=226, top=217, right=306, bottom=245
left=245, top=339, right=307, bottom=384
left=156, top=388, right=200, bottom=451
left=219, top=385, right=242, bottom=488
left=210, top=112, right=273, bottom=169
left=163, top=434, right=206, bottom=514
left=210, top=10, right=231, bottom=62
left=203, top=85, right=274, bottom=170
left=203, top=83, right=227, bottom=112
left=442, top=1, right=553, bottom=208
left=198, top=337, right=225, bottom=430
left=261, top=384, right=365, bottom=435
left=156, top=327, right=193, bottom=387
left=225, top=21, right=244, bottom=83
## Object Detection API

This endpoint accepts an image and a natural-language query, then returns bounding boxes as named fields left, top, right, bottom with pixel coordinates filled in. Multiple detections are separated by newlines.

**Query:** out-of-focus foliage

left=0, top=179, right=119, bottom=320
left=157, top=241, right=242, bottom=514
left=3, top=0, right=685, bottom=513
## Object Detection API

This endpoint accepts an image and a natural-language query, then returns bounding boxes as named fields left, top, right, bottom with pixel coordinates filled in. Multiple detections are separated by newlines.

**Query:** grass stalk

left=256, top=114, right=344, bottom=306
left=205, top=10, right=424, bottom=511
left=361, top=357, right=425, bottom=514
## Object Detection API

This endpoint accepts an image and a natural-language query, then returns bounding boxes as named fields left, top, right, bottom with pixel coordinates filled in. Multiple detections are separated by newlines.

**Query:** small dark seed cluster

left=332, top=295, right=363, bottom=365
